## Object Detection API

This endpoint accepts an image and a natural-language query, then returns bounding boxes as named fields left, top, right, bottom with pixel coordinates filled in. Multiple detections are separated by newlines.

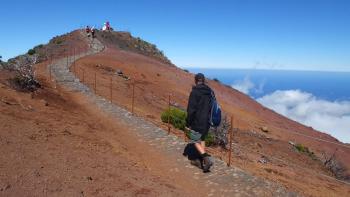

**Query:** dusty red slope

left=68, top=30, right=350, bottom=196
left=0, top=67, right=211, bottom=196
left=6, top=29, right=349, bottom=196
left=75, top=45, right=349, bottom=168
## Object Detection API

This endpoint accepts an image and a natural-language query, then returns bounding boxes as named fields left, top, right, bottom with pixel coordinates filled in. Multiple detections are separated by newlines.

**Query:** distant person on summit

left=102, top=21, right=113, bottom=31
left=186, top=73, right=214, bottom=172
left=106, top=21, right=111, bottom=30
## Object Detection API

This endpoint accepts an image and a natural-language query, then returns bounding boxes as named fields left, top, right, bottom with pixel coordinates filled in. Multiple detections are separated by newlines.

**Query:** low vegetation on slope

left=0, top=56, right=6, bottom=70
left=6, top=30, right=87, bottom=71
left=95, top=30, right=173, bottom=65
left=2, top=28, right=349, bottom=196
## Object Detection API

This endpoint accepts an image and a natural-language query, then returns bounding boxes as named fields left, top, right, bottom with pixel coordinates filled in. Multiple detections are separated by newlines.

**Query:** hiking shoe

left=202, top=156, right=213, bottom=172
left=190, top=159, right=202, bottom=169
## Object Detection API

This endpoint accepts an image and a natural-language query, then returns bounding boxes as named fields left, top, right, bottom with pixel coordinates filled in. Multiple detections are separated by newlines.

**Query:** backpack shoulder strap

left=210, top=90, right=216, bottom=100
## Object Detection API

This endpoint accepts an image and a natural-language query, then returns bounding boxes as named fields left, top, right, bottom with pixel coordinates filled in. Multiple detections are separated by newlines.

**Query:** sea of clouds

left=232, top=78, right=350, bottom=143
left=232, top=76, right=265, bottom=95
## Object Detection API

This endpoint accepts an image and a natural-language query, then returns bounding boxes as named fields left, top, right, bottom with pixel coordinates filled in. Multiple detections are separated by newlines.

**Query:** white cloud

left=232, top=76, right=255, bottom=94
left=257, top=90, right=350, bottom=143
left=232, top=76, right=265, bottom=96
left=255, top=79, right=266, bottom=94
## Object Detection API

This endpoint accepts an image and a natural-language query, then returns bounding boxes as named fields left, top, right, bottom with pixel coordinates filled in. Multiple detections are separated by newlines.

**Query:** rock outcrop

left=96, top=30, right=173, bottom=65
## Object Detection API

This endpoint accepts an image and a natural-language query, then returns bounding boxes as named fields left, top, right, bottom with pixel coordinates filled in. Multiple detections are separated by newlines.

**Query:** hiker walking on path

left=91, top=26, right=96, bottom=38
left=85, top=26, right=91, bottom=37
left=186, top=73, right=214, bottom=172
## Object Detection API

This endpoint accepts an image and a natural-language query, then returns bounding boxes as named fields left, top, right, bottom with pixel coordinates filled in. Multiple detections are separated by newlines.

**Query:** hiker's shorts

left=188, top=130, right=203, bottom=143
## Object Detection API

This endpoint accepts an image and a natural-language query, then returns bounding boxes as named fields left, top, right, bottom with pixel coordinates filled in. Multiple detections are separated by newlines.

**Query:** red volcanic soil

left=0, top=69, right=208, bottom=196
left=71, top=44, right=350, bottom=196
left=31, top=30, right=89, bottom=62
left=1, top=29, right=349, bottom=196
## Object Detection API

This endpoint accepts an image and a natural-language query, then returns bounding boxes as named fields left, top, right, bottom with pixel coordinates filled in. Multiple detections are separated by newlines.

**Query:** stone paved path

left=49, top=30, right=301, bottom=197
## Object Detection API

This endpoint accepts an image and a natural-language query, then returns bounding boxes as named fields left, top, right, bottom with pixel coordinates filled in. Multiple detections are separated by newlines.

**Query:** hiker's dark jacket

left=186, top=83, right=213, bottom=137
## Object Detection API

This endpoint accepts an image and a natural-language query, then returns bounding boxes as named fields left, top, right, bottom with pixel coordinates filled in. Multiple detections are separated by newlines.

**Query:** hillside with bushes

left=1, top=29, right=349, bottom=196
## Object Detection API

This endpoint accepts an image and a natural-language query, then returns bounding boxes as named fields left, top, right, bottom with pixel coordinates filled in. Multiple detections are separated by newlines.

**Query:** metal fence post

left=68, top=48, right=70, bottom=66
left=110, top=77, right=113, bottom=103
left=49, top=65, right=52, bottom=82
left=73, top=48, right=76, bottom=74
left=94, top=72, right=97, bottom=94
left=168, top=94, right=171, bottom=134
left=82, top=68, right=85, bottom=83
left=228, top=116, right=233, bottom=166
left=49, top=53, right=52, bottom=82
left=132, top=82, right=135, bottom=115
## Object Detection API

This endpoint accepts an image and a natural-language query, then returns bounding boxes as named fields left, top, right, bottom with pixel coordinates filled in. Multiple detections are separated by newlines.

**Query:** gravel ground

left=49, top=30, right=301, bottom=197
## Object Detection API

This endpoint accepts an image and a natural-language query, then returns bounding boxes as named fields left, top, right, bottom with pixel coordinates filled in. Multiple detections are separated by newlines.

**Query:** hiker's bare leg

left=201, top=141, right=206, bottom=152
left=194, top=142, right=205, bottom=154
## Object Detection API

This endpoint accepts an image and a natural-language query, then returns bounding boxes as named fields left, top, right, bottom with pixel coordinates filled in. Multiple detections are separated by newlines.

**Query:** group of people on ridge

left=85, top=26, right=96, bottom=38
left=85, top=21, right=113, bottom=38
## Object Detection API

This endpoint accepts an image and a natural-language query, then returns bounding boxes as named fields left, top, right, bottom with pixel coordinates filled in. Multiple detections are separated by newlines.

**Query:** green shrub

left=35, top=44, right=44, bottom=49
left=295, top=143, right=308, bottom=153
left=295, top=144, right=303, bottom=152
left=161, top=107, right=187, bottom=130
left=184, top=129, right=215, bottom=147
left=205, top=132, right=215, bottom=146
left=213, top=78, right=220, bottom=83
left=294, top=143, right=317, bottom=159
left=51, top=37, right=64, bottom=45
left=183, top=69, right=189, bottom=73
left=27, top=49, right=36, bottom=55
left=55, top=40, right=63, bottom=45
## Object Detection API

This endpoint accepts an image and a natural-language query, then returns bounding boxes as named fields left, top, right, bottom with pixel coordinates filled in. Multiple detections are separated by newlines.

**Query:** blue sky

left=1, top=0, right=349, bottom=71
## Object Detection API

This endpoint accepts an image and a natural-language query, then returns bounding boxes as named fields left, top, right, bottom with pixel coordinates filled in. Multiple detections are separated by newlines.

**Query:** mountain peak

left=95, top=30, right=173, bottom=65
